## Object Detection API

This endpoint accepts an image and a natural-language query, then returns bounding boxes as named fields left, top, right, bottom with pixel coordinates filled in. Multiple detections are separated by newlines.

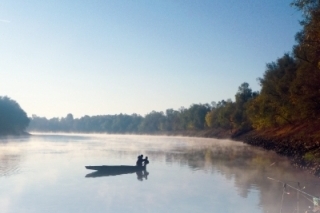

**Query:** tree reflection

left=0, top=153, right=21, bottom=177
left=0, top=136, right=29, bottom=177
left=145, top=144, right=320, bottom=213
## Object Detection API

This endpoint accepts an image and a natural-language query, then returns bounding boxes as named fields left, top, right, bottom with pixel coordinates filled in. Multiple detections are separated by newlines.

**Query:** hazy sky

left=1, top=0, right=301, bottom=118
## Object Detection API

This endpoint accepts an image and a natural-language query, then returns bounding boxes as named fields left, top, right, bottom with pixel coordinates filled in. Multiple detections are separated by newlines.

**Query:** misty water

left=1, top=134, right=320, bottom=213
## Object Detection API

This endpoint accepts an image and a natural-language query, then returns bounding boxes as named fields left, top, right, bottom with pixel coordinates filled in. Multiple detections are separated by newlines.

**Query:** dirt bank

left=235, top=122, right=320, bottom=177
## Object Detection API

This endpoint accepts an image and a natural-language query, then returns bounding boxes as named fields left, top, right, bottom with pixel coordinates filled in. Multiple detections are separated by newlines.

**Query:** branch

left=295, top=55, right=320, bottom=71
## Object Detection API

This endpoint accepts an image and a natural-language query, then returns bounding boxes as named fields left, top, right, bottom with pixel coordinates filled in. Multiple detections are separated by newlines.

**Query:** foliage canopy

left=0, top=96, right=30, bottom=135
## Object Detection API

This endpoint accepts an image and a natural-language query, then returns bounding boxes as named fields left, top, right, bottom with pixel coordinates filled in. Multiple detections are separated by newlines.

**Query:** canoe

left=85, top=165, right=147, bottom=178
left=85, top=165, right=146, bottom=171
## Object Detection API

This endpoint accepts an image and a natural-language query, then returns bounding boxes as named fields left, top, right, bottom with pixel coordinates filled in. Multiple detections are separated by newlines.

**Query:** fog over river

left=0, top=134, right=319, bottom=213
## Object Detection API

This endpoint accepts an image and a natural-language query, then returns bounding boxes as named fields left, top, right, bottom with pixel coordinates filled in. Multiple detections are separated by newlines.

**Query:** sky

left=1, top=0, right=302, bottom=118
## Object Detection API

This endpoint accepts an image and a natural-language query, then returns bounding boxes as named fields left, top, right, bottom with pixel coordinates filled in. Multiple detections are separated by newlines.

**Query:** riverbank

left=236, top=122, right=320, bottom=177
left=0, top=131, right=30, bottom=137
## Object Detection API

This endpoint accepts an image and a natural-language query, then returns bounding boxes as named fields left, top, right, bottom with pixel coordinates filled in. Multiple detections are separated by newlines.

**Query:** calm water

left=0, top=133, right=319, bottom=213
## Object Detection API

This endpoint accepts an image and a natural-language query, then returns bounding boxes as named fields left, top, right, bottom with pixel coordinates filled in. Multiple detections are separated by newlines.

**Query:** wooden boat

left=85, top=165, right=147, bottom=178
left=85, top=165, right=146, bottom=171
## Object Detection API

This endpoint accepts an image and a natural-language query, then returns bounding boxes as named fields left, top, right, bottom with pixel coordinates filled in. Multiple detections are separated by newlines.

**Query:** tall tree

left=247, top=54, right=297, bottom=128
left=186, top=104, right=211, bottom=130
left=0, top=96, right=30, bottom=135
left=291, top=0, right=320, bottom=119
left=139, top=111, right=165, bottom=132
left=233, top=82, right=257, bottom=130
left=205, top=100, right=234, bottom=131
left=164, top=109, right=181, bottom=131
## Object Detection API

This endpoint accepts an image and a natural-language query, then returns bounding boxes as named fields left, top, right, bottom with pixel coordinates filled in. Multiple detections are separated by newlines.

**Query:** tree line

left=28, top=104, right=212, bottom=133
left=247, top=0, right=320, bottom=129
left=28, top=0, right=320, bottom=134
left=6, top=0, right=320, bottom=136
left=26, top=81, right=259, bottom=135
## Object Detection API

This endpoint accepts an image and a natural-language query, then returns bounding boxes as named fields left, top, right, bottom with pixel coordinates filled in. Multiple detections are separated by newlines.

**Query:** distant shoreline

left=0, top=131, right=30, bottom=137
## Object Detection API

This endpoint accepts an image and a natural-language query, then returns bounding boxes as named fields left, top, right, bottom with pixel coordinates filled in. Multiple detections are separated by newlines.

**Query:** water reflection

left=0, top=137, right=25, bottom=177
left=1, top=134, right=320, bottom=213
left=0, top=154, right=21, bottom=177
left=81, top=136, right=320, bottom=212
left=150, top=143, right=320, bottom=213
left=136, top=170, right=149, bottom=181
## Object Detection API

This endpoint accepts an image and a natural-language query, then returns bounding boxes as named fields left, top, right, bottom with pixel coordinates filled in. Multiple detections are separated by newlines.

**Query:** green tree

left=0, top=96, right=30, bottom=135
left=186, top=104, right=211, bottom=130
left=164, top=109, right=181, bottom=131
left=205, top=100, right=235, bottom=131
left=139, top=111, right=165, bottom=132
left=247, top=54, right=297, bottom=128
left=233, top=82, right=257, bottom=130
left=291, top=0, right=320, bottom=119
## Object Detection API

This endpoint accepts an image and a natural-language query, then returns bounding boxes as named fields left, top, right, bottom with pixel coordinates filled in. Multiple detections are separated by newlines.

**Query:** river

left=0, top=133, right=319, bottom=213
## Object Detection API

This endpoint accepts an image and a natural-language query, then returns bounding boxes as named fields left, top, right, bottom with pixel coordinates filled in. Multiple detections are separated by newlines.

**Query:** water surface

left=0, top=133, right=319, bottom=213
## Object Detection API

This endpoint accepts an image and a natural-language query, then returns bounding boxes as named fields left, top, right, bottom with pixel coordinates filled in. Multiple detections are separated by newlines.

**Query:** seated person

left=136, top=155, right=143, bottom=166
left=143, top=156, right=149, bottom=166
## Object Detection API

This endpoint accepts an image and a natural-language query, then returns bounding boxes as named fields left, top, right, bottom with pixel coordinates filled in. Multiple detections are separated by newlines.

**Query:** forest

left=28, top=1, right=320, bottom=136
left=4, top=0, right=320, bottom=138
left=28, top=82, right=256, bottom=134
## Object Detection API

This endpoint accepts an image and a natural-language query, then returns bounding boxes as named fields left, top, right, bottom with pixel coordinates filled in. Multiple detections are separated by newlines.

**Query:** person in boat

left=143, top=156, right=149, bottom=166
left=136, top=155, right=143, bottom=167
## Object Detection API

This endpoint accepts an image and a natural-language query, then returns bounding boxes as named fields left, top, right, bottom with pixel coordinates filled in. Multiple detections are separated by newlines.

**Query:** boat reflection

left=136, top=169, right=149, bottom=181
left=85, top=165, right=149, bottom=181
